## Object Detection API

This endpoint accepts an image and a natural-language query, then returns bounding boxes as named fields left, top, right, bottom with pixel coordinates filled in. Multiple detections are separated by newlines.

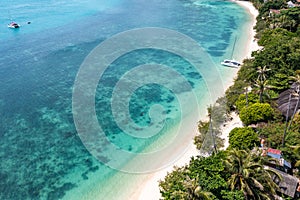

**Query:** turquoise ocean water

left=0, top=0, right=251, bottom=199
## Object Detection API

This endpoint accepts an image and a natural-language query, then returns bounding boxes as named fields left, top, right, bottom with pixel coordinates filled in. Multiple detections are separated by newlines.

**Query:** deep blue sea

left=0, top=0, right=251, bottom=199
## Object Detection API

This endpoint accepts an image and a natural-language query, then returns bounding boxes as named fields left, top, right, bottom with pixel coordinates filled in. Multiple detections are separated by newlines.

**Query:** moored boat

left=8, top=22, right=20, bottom=29
left=221, top=59, right=241, bottom=68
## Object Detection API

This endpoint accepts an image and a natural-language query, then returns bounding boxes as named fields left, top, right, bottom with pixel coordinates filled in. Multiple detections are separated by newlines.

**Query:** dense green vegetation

left=159, top=150, right=281, bottom=200
left=224, top=0, right=300, bottom=176
left=194, top=98, right=228, bottom=151
left=239, top=103, right=274, bottom=125
left=235, top=92, right=259, bottom=112
left=228, top=127, right=259, bottom=150
left=160, top=0, right=300, bottom=199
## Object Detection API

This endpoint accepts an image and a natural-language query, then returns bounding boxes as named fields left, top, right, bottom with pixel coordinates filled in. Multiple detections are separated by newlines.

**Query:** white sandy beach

left=132, top=1, right=260, bottom=200
left=234, top=0, right=260, bottom=58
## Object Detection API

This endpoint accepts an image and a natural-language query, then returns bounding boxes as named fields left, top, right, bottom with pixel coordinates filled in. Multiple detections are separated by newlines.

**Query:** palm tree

left=244, top=86, right=252, bottom=107
left=255, top=66, right=272, bottom=103
left=289, top=145, right=300, bottom=167
left=282, top=92, right=293, bottom=147
left=269, top=12, right=280, bottom=29
left=254, top=79, right=272, bottom=103
left=194, top=187, right=213, bottom=200
left=286, top=88, right=299, bottom=131
left=224, top=149, right=281, bottom=200
left=279, top=15, right=290, bottom=30
left=169, top=175, right=213, bottom=200
left=181, top=176, right=213, bottom=200
left=278, top=15, right=297, bottom=31
left=289, top=19, right=297, bottom=31
left=287, top=70, right=300, bottom=115
left=289, top=70, right=300, bottom=86
left=257, top=66, right=271, bottom=82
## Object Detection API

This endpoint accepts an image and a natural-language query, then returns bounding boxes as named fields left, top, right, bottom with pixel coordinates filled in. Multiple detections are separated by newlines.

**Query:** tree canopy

left=228, top=127, right=259, bottom=150
left=162, top=1, right=300, bottom=199
left=239, top=103, right=274, bottom=125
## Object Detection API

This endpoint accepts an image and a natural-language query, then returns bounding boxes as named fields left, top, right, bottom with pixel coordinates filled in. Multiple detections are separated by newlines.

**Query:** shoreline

left=133, top=1, right=260, bottom=200
left=233, top=0, right=260, bottom=58
left=65, top=2, right=261, bottom=200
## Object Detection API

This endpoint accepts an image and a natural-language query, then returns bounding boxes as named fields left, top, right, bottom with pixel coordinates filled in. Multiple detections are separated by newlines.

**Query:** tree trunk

left=287, top=94, right=300, bottom=132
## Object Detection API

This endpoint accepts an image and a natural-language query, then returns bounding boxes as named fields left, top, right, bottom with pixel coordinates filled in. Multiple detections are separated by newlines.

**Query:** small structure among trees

left=271, top=168, right=300, bottom=199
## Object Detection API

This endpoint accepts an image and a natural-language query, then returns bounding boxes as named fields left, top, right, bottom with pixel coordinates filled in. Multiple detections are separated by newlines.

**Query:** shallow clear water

left=0, top=0, right=250, bottom=199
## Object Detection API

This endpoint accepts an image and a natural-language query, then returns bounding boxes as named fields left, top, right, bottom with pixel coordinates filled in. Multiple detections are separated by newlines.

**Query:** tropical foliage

left=239, top=103, right=274, bottom=125
left=159, top=166, right=214, bottom=200
left=162, top=1, right=300, bottom=199
left=225, top=0, right=300, bottom=175
left=235, top=92, right=259, bottom=112
left=224, top=149, right=281, bottom=200
left=194, top=99, right=228, bottom=152
left=159, top=153, right=226, bottom=200
left=228, top=127, right=259, bottom=150
left=160, top=150, right=280, bottom=200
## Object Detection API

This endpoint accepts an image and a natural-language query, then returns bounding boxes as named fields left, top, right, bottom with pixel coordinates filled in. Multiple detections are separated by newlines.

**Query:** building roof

left=271, top=168, right=299, bottom=198
left=267, top=148, right=292, bottom=169
left=269, top=9, right=281, bottom=15
left=268, top=148, right=281, bottom=155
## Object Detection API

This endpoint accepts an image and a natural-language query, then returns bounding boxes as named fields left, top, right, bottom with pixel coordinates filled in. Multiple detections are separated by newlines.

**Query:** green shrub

left=229, top=127, right=259, bottom=150
left=159, top=152, right=230, bottom=200
left=240, top=103, right=274, bottom=125
left=235, top=92, right=259, bottom=112
left=221, top=190, right=244, bottom=200
left=225, top=80, right=247, bottom=110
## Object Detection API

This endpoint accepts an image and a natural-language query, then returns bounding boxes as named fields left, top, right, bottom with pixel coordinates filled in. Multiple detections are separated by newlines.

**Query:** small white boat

left=221, top=59, right=241, bottom=68
left=8, top=22, right=20, bottom=29
left=222, top=36, right=241, bottom=68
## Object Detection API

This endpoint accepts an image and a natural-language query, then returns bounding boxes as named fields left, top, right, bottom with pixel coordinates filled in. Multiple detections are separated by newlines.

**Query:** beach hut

left=266, top=148, right=292, bottom=174
left=277, top=83, right=300, bottom=118
left=287, top=0, right=295, bottom=7
left=271, top=168, right=299, bottom=198
left=269, top=9, right=281, bottom=16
